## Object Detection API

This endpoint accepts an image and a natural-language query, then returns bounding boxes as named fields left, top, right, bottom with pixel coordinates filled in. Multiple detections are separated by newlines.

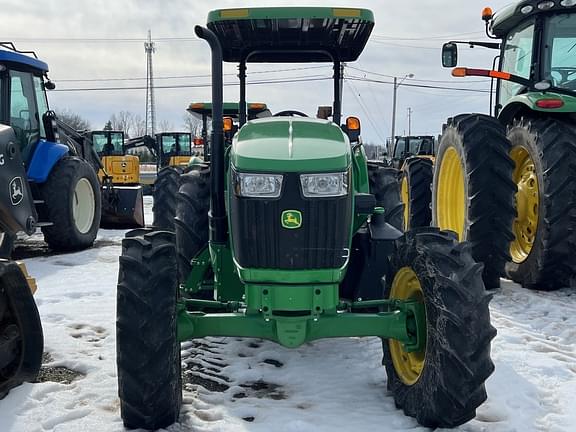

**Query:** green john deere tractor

left=436, top=1, right=576, bottom=290
left=152, top=102, right=271, bottom=231
left=116, top=7, right=495, bottom=430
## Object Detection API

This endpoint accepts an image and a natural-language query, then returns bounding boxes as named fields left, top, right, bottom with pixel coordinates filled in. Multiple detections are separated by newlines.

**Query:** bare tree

left=131, top=115, right=146, bottom=137
left=109, top=111, right=147, bottom=138
left=110, top=111, right=134, bottom=136
left=55, top=108, right=91, bottom=131
left=182, top=114, right=202, bottom=136
left=158, top=119, right=174, bottom=133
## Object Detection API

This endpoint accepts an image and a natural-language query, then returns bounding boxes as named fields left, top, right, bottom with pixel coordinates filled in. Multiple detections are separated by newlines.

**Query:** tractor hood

left=231, top=117, right=351, bottom=172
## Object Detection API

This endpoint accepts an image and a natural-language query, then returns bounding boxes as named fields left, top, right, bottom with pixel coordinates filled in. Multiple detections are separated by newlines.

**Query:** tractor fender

left=27, top=140, right=69, bottom=183
left=0, top=125, right=37, bottom=235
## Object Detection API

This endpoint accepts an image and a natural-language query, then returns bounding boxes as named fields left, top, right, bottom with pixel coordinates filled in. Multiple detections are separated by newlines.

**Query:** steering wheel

left=550, top=67, right=576, bottom=90
left=273, top=110, right=309, bottom=117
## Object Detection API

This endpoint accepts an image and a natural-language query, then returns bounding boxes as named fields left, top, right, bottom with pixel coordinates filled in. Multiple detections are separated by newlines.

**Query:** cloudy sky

left=2, top=0, right=511, bottom=144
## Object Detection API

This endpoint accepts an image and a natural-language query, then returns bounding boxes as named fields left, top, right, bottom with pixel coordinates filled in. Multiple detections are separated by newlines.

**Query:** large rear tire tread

left=382, top=227, right=496, bottom=428
left=0, top=261, right=43, bottom=400
left=402, top=157, right=433, bottom=229
left=153, top=166, right=184, bottom=231
left=116, top=230, right=181, bottom=430
left=368, top=165, right=404, bottom=231
left=433, top=114, right=516, bottom=288
left=505, top=118, right=576, bottom=290
left=175, top=168, right=210, bottom=286
left=40, top=157, right=101, bottom=252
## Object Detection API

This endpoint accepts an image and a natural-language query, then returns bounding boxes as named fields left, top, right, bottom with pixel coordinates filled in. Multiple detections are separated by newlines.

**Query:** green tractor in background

left=152, top=102, right=270, bottom=231
left=436, top=0, right=576, bottom=290
left=116, top=7, right=495, bottom=430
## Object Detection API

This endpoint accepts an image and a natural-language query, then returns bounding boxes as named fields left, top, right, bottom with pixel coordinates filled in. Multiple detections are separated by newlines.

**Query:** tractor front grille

left=230, top=173, right=352, bottom=270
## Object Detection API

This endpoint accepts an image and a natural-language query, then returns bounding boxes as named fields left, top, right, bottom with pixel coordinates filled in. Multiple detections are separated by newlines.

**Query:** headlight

left=234, top=172, right=283, bottom=198
left=300, top=172, right=348, bottom=197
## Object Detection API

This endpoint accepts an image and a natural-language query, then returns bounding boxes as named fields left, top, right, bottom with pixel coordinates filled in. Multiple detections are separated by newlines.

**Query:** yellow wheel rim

left=401, top=174, right=409, bottom=231
left=510, top=146, right=539, bottom=263
left=436, top=147, right=466, bottom=240
left=388, top=267, right=426, bottom=385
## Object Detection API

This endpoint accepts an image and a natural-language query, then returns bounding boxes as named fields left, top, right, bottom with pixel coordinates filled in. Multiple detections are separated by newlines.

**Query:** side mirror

left=442, top=43, right=458, bottom=68
left=343, top=116, right=361, bottom=143
left=44, top=80, right=56, bottom=90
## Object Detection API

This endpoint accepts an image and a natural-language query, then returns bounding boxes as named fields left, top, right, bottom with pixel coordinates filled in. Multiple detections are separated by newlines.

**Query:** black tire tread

left=505, top=118, right=576, bottom=290
left=175, top=168, right=210, bottom=284
left=0, top=261, right=43, bottom=400
left=433, top=114, right=516, bottom=288
left=40, top=157, right=101, bottom=251
left=368, top=165, right=404, bottom=231
left=382, top=228, right=495, bottom=428
left=116, top=230, right=181, bottom=430
left=401, top=157, right=433, bottom=229
left=153, top=166, right=184, bottom=231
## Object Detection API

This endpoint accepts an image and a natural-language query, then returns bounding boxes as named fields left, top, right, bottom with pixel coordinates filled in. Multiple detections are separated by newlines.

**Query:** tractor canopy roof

left=206, top=7, right=374, bottom=62
left=491, top=0, right=576, bottom=38
left=0, top=44, right=48, bottom=73
left=187, top=102, right=268, bottom=118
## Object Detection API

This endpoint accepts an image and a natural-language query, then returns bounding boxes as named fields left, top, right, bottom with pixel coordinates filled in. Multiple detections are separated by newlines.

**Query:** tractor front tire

left=506, top=118, right=576, bottom=290
left=40, top=157, right=101, bottom=252
left=400, top=157, right=433, bottom=230
left=116, top=230, right=181, bottom=430
left=382, top=228, right=495, bottom=428
left=175, top=168, right=210, bottom=286
left=153, top=166, right=184, bottom=231
left=432, top=114, right=516, bottom=288
left=0, top=261, right=43, bottom=399
left=368, top=165, right=404, bottom=231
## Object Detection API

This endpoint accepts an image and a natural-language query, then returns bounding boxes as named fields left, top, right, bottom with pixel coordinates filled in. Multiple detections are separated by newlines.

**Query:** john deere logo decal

left=281, top=210, right=302, bottom=229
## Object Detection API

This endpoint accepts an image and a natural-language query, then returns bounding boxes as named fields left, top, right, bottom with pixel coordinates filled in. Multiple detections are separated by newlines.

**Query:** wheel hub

left=388, top=267, right=426, bottom=386
left=510, top=146, right=539, bottom=263
left=72, top=178, right=96, bottom=234
left=401, top=174, right=409, bottom=230
left=436, top=147, right=466, bottom=240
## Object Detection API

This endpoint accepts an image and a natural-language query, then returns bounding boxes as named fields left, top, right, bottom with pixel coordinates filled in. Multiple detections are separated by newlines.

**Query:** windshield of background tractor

left=92, top=132, right=124, bottom=155
left=543, top=13, right=576, bottom=92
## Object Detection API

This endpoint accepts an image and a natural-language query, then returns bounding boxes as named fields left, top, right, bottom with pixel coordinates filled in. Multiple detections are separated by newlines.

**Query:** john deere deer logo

left=281, top=210, right=302, bottom=229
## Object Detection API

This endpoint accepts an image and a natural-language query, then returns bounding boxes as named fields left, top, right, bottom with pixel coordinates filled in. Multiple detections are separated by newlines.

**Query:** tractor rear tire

left=400, top=157, right=433, bottom=230
left=40, top=157, right=101, bottom=252
left=505, top=118, right=576, bottom=290
left=153, top=166, right=184, bottom=231
left=432, top=114, right=516, bottom=288
left=175, top=168, right=211, bottom=290
left=116, top=230, right=181, bottom=430
left=382, top=228, right=495, bottom=428
left=368, top=165, right=404, bottom=231
left=0, top=261, right=43, bottom=400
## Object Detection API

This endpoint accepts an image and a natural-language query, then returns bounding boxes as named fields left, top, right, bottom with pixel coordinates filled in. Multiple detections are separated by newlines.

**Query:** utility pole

left=144, top=30, right=156, bottom=137
left=390, top=73, right=414, bottom=146
left=391, top=77, right=397, bottom=147
left=407, top=107, right=413, bottom=135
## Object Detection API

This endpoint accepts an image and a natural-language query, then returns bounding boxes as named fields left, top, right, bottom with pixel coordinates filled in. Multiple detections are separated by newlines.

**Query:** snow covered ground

left=1, top=196, right=575, bottom=431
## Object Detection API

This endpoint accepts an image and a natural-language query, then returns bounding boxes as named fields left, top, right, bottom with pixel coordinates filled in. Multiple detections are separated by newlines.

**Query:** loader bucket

left=0, top=260, right=44, bottom=399
left=101, top=185, right=145, bottom=228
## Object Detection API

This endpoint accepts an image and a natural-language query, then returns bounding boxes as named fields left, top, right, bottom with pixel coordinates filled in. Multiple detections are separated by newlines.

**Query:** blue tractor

left=0, top=43, right=101, bottom=257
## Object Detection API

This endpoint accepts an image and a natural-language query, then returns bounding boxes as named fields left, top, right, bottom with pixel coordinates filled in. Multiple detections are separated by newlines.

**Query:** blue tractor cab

left=0, top=43, right=101, bottom=256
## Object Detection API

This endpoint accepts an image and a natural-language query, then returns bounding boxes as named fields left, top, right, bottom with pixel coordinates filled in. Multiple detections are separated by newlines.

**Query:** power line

left=345, top=75, right=491, bottom=94
left=55, top=65, right=329, bottom=83
left=344, top=79, right=387, bottom=144
left=52, top=76, right=333, bottom=92
left=335, top=65, right=490, bottom=85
